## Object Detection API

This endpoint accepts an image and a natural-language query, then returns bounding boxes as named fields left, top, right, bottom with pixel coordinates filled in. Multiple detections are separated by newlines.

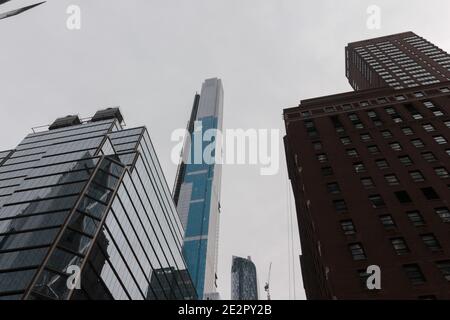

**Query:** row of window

left=341, top=208, right=449, bottom=238
left=300, top=88, right=449, bottom=118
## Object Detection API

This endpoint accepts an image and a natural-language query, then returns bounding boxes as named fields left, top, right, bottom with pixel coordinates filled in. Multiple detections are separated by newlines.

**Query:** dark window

left=395, top=191, right=412, bottom=203
left=407, top=211, right=426, bottom=227
left=435, top=207, right=450, bottom=223
left=421, top=234, right=442, bottom=252
left=434, top=167, right=449, bottom=179
left=391, top=238, right=410, bottom=255
left=354, top=162, right=366, bottom=173
left=313, top=141, right=323, bottom=150
left=333, top=200, right=348, bottom=213
left=321, top=167, right=334, bottom=177
left=349, top=243, right=367, bottom=261
left=385, top=174, right=400, bottom=186
left=399, top=156, right=413, bottom=166
left=367, top=145, right=380, bottom=155
left=381, top=130, right=393, bottom=139
left=361, top=177, right=375, bottom=189
left=360, top=133, right=372, bottom=142
left=358, top=270, right=370, bottom=289
left=340, top=220, right=356, bottom=235
left=436, top=261, right=450, bottom=281
left=402, top=127, right=414, bottom=136
left=369, top=195, right=385, bottom=208
left=403, top=264, right=426, bottom=285
left=409, top=170, right=425, bottom=182
left=341, top=137, right=352, bottom=145
left=421, top=187, right=440, bottom=200
left=434, top=135, right=448, bottom=145
left=317, top=154, right=328, bottom=163
left=347, top=149, right=359, bottom=157
left=390, top=142, right=402, bottom=151
left=422, top=123, right=435, bottom=132
left=380, top=215, right=396, bottom=229
left=421, top=152, right=437, bottom=162
left=376, top=159, right=389, bottom=169
left=327, top=182, right=341, bottom=194
left=411, top=139, right=425, bottom=148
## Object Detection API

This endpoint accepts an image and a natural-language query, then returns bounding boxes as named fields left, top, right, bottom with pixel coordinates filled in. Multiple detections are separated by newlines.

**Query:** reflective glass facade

left=0, top=109, right=196, bottom=300
left=173, top=78, right=224, bottom=299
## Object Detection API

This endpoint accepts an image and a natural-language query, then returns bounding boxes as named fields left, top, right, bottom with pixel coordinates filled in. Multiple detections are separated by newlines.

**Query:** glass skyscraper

left=0, top=108, right=196, bottom=300
left=173, top=78, right=224, bottom=299
left=231, top=256, right=259, bottom=300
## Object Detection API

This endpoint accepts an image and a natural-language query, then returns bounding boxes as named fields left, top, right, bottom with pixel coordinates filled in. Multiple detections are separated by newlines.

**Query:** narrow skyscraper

left=173, top=78, right=224, bottom=299
left=284, top=32, right=450, bottom=299
left=0, top=108, right=196, bottom=300
left=231, top=256, right=259, bottom=300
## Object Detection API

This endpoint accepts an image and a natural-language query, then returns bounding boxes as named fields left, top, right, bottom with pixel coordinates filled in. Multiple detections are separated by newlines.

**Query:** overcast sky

left=1, top=0, right=450, bottom=300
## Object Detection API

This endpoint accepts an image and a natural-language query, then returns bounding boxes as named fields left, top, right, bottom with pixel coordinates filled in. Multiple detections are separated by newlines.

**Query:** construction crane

left=264, top=262, right=272, bottom=300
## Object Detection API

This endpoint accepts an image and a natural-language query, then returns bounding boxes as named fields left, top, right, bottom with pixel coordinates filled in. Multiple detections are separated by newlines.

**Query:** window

left=341, top=137, right=352, bottom=145
left=434, top=167, right=449, bottom=179
left=422, top=123, right=435, bottom=132
left=395, top=95, right=406, bottom=101
left=340, top=220, right=356, bottom=235
left=436, top=261, right=450, bottom=281
left=376, top=159, right=389, bottom=169
left=347, top=149, right=359, bottom=157
left=411, top=139, right=425, bottom=148
left=391, top=238, right=410, bottom=255
left=395, top=191, right=412, bottom=203
left=349, top=243, right=367, bottom=261
left=440, top=87, right=450, bottom=93
left=422, top=152, right=437, bottom=162
left=385, top=174, right=400, bottom=186
left=403, top=264, right=426, bottom=285
left=358, top=270, right=371, bottom=289
left=445, top=120, right=450, bottom=129
left=348, top=113, right=364, bottom=129
left=354, top=162, right=366, bottom=173
left=361, top=177, right=375, bottom=189
left=421, top=234, right=441, bottom=252
left=317, top=154, right=328, bottom=163
left=421, top=187, right=440, bottom=200
left=321, top=167, right=334, bottom=177
left=381, top=130, right=393, bottom=139
left=435, top=207, right=450, bottom=223
left=447, top=149, right=450, bottom=156
left=360, top=133, right=372, bottom=142
left=313, top=141, right=323, bottom=150
left=407, top=211, right=426, bottom=227
left=414, top=92, right=425, bottom=98
left=369, top=195, right=385, bottom=208
left=402, top=127, right=414, bottom=136
left=399, top=156, right=413, bottom=166
left=333, top=200, right=348, bottom=213
left=434, top=135, right=448, bottom=145
left=327, top=182, right=341, bottom=194
left=380, top=215, right=396, bottom=229
left=409, top=170, right=425, bottom=182
left=390, top=142, right=402, bottom=151
left=367, top=145, right=380, bottom=155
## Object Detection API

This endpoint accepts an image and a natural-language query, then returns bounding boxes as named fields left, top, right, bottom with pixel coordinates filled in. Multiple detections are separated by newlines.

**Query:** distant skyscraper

left=284, top=32, right=450, bottom=299
left=173, top=78, right=224, bottom=299
left=0, top=108, right=196, bottom=300
left=231, top=256, right=258, bottom=300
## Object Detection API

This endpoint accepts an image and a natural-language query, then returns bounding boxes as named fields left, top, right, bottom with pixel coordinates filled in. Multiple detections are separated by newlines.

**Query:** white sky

left=1, top=0, right=449, bottom=300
